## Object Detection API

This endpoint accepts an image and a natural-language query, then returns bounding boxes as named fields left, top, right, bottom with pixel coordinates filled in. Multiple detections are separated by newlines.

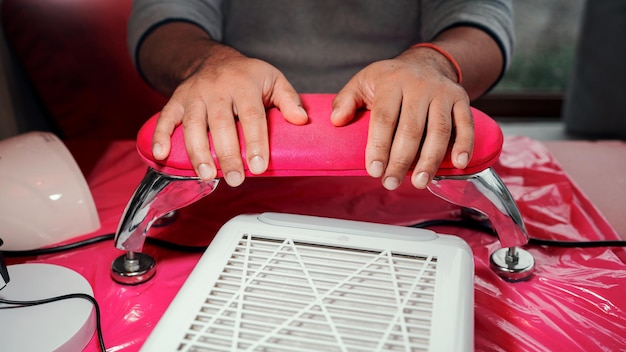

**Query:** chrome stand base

left=111, top=251, right=156, bottom=285
left=110, top=168, right=218, bottom=285
left=490, top=247, right=535, bottom=282
left=428, top=167, right=536, bottom=282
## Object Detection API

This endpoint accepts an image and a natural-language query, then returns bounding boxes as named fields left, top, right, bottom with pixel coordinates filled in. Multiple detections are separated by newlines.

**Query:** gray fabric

left=563, top=0, right=626, bottom=139
left=128, top=0, right=514, bottom=93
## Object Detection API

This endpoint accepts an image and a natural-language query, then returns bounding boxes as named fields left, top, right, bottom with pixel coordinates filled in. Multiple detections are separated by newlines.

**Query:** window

left=474, top=0, right=585, bottom=118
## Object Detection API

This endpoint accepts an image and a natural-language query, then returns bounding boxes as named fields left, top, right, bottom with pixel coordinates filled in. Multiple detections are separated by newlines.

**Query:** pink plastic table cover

left=6, top=136, right=626, bottom=351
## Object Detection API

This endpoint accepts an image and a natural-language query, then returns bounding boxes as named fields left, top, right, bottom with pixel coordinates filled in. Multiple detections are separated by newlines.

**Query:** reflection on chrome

left=111, top=168, right=218, bottom=285
left=428, top=168, right=535, bottom=282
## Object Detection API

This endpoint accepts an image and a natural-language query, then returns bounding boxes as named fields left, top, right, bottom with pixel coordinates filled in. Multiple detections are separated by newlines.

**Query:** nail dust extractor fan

left=141, top=212, right=475, bottom=352
left=111, top=94, right=535, bottom=285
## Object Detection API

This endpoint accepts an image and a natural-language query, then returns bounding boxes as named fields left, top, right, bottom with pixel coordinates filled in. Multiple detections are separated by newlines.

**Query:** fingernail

left=152, top=143, right=163, bottom=158
left=413, top=171, right=430, bottom=189
left=383, top=176, right=400, bottom=191
left=330, top=107, right=337, bottom=118
left=197, top=163, right=214, bottom=181
left=369, top=161, right=384, bottom=178
left=456, top=152, right=469, bottom=168
left=298, top=105, right=308, bottom=117
left=225, top=170, right=243, bottom=187
left=248, top=155, right=266, bottom=174
left=330, top=107, right=340, bottom=122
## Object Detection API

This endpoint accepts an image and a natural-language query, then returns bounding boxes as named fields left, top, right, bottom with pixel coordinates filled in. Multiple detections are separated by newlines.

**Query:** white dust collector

left=142, top=213, right=474, bottom=352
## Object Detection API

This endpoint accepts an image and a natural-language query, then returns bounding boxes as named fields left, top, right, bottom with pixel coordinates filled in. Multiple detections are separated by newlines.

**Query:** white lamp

left=0, top=131, right=100, bottom=250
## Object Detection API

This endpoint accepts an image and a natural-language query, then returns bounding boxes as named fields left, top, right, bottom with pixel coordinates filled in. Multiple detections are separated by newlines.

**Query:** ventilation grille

left=179, top=234, right=438, bottom=352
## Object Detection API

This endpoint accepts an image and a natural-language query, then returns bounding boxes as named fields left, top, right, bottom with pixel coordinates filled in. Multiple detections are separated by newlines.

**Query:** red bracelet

left=410, top=42, right=463, bottom=84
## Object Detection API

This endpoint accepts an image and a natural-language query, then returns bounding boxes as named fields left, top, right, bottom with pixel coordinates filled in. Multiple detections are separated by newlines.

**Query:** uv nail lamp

left=141, top=213, right=474, bottom=352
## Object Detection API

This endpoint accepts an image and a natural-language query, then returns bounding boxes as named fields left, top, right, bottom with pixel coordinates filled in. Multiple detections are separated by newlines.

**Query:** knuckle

left=186, top=146, right=208, bottom=166
left=183, top=117, right=207, bottom=131
left=159, top=104, right=180, bottom=117
left=370, top=137, right=392, bottom=154
left=389, top=156, right=414, bottom=171
left=428, top=114, right=452, bottom=136
left=238, top=106, right=265, bottom=121
left=216, top=149, right=240, bottom=161
left=396, top=120, right=424, bottom=139
left=374, top=110, right=398, bottom=125
left=205, top=113, right=235, bottom=132
left=418, top=154, right=443, bottom=172
left=243, top=137, right=266, bottom=157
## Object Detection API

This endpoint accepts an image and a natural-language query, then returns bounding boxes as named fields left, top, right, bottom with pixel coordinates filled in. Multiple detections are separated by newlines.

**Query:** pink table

left=6, top=136, right=626, bottom=351
left=545, top=140, right=626, bottom=239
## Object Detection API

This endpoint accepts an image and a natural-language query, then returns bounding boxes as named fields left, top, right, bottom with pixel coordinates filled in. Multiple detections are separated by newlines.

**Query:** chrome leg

left=427, top=168, right=535, bottom=282
left=111, top=167, right=219, bottom=285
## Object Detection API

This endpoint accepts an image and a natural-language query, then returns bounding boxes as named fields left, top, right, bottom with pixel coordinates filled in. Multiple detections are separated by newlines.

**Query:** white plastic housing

left=0, top=263, right=96, bottom=351
left=0, top=132, right=100, bottom=250
left=142, top=213, right=474, bottom=352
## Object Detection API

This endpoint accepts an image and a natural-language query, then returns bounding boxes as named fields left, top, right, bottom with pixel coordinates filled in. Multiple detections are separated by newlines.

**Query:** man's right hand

left=139, top=23, right=308, bottom=187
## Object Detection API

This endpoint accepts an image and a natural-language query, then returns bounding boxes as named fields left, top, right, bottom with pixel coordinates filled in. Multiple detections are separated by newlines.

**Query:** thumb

left=331, top=83, right=365, bottom=126
left=270, top=78, right=309, bottom=126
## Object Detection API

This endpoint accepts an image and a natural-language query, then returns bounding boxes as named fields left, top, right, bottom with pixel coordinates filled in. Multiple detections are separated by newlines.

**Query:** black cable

left=528, top=237, right=626, bottom=248
left=1, top=234, right=114, bottom=258
left=145, top=237, right=207, bottom=253
left=0, top=294, right=106, bottom=352
left=410, top=219, right=497, bottom=236
left=1, top=233, right=208, bottom=258
left=410, top=219, right=626, bottom=248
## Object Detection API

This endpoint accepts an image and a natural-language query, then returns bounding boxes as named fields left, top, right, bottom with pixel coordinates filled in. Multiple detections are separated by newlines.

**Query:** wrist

left=139, top=22, right=231, bottom=94
left=409, top=43, right=463, bottom=84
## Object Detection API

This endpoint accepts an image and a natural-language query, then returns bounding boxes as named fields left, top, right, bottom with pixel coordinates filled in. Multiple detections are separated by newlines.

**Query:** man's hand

left=139, top=23, right=308, bottom=187
left=153, top=55, right=307, bottom=187
left=331, top=46, right=473, bottom=191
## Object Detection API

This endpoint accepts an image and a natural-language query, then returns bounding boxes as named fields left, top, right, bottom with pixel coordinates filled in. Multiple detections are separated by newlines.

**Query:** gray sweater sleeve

left=127, top=0, right=514, bottom=90
left=420, top=0, right=515, bottom=71
left=127, top=0, right=224, bottom=69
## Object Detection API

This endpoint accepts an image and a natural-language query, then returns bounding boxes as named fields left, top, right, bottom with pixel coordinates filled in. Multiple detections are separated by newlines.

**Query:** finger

left=331, top=78, right=365, bottom=126
left=153, top=99, right=185, bottom=160
left=382, top=96, right=429, bottom=191
left=411, top=100, right=453, bottom=189
left=365, top=88, right=402, bottom=181
left=204, top=96, right=245, bottom=187
left=181, top=100, right=218, bottom=182
left=233, top=94, right=269, bottom=176
left=271, top=76, right=308, bottom=125
left=450, top=102, right=474, bottom=169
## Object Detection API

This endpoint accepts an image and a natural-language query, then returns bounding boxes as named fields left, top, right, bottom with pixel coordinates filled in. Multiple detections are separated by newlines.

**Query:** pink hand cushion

left=136, top=94, right=503, bottom=178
